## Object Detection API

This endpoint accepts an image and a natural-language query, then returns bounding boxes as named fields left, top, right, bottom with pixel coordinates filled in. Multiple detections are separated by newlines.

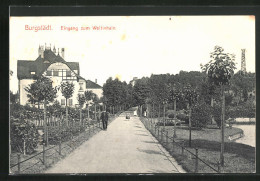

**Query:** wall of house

left=44, top=63, right=85, bottom=108
left=19, top=79, right=35, bottom=105
left=19, top=62, right=86, bottom=108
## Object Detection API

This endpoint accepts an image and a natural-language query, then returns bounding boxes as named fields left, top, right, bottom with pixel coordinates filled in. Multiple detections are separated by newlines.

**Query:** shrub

left=176, top=113, right=189, bottom=124
left=226, top=101, right=255, bottom=119
left=10, top=117, right=39, bottom=154
left=191, top=102, right=212, bottom=129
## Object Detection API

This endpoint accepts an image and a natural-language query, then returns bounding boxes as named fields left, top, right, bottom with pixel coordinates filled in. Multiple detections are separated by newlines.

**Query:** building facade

left=17, top=45, right=103, bottom=108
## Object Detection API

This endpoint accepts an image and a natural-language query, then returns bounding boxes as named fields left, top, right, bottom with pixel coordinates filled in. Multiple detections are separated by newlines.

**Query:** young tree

left=60, top=81, right=75, bottom=127
left=84, top=90, right=94, bottom=120
left=183, top=84, right=198, bottom=147
left=77, top=93, right=86, bottom=127
left=92, top=93, right=99, bottom=120
left=201, top=45, right=236, bottom=167
left=25, top=76, right=57, bottom=146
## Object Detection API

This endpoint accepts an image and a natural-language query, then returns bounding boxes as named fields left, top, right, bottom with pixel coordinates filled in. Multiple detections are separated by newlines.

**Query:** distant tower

left=241, top=49, right=246, bottom=74
left=38, top=45, right=44, bottom=58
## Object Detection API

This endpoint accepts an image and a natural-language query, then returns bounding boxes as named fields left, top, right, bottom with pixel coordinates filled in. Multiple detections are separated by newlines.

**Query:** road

left=45, top=114, right=186, bottom=174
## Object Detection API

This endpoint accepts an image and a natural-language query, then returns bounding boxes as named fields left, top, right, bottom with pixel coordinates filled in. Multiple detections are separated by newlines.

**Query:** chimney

left=61, top=48, right=65, bottom=58
left=53, top=45, right=56, bottom=53
left=95, top=79, right=97, bottom=83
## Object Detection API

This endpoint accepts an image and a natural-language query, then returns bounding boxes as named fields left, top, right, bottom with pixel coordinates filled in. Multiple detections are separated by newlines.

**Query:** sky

left=10, top=16, right=255, bottom=93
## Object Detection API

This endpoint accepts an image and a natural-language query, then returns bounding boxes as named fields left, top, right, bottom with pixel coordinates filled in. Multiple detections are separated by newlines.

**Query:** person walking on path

left=100, top=110, right=109, bottom=130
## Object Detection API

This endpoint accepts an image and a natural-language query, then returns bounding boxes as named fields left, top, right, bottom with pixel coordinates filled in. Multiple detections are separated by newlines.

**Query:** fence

left=141, top=117, right=221, bottom=173
left=10, top=114, right=119, bottom=174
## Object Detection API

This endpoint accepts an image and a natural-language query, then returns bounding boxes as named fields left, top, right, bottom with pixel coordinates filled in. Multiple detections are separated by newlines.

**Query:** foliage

left=60, top=81, right=75, bottom=100
left=133, top=79, right=150, bottom=106
left=10, top=117, right=39, bottom=154
left=176, top=113, right=189, bottom=124
left=182, top=84, right=199, bottom=107
left=25, top=76, right=57, bottom=105
left=10, top=91, right=18, bottom=104
left=201, top=46, right=236, bottom=86
left=226, top=101, right=255, bottom=119
left=191, top=102, right=212, bottom=129
left=77, top=93, right=86, bottom=108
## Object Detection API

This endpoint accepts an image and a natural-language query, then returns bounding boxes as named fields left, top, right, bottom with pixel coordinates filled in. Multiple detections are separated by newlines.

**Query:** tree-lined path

left=45, top=114, right=185, bottom=173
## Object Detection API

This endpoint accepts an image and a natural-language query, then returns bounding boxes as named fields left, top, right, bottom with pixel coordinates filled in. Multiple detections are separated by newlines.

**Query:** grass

left=142, top=117, right=255, bottom=173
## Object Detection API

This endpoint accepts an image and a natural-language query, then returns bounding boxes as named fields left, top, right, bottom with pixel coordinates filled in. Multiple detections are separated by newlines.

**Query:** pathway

left=45, top=114, right=186, bottom=173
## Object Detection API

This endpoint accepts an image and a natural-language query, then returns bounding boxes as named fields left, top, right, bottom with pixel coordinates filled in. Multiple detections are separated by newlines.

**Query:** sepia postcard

left=9, top=12, right=256, bottom=174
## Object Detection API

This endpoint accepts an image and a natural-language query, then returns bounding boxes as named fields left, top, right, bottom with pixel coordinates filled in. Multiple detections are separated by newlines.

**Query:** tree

left=92, top=93, right=99, bottom=120
left=10, top=91, right=18, bottom=105
left=77, top=93, right=86, bottom=127
left=133, top=79, right=150, bottom=116
left=25, top=76, right=57, bottom=146
left=60, top=81, right=75, bottom=127
left=201, top=45, right=236, bottom=167
left=183, top=84, right=198, bottom=147
left=84, top=90, right=94, bottom=120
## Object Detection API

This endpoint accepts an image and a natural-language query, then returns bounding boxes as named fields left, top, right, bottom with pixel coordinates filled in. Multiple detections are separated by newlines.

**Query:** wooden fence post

left=23, top=139, right=26, bottom=155
left=59, top=140, right=61, bottom=155
left=195, top=148, right=198, bottom=173
left=42, top=144, right=45, bottom=165
left=182, top=141, right=184, bottom=155
left=161, top=129, right=163, bottom=142
left=217, top=161, right=221, bottom=173
left=17, top=153, right=21, bottom=173
left=166, top=131, right=168, bottom=145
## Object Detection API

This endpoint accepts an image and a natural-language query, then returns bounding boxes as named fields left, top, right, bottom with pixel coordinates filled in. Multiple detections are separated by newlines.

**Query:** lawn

left=142, top=118, right=255, bottom=173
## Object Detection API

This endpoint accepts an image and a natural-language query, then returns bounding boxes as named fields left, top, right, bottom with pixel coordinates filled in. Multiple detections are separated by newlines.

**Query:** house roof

left=17, top=49, right=79, bottom=80
left=86, top=80, right=102, bottom=89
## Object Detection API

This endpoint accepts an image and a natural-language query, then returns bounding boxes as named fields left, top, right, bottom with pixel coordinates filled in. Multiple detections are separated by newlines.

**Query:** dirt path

left=45, top=115, right=186, bottom=173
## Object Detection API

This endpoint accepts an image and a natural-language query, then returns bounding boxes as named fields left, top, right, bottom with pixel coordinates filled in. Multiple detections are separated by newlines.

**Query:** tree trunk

left=80, top=108, right=82, bottom=126
left=94, top=104, right=97, bottom=120
left=220, top=84, right=225, bottom=167
left=87, top=103, right=90, bottom=120
left=187, top=103, right=191, bottom=147
left=211, top=96, right=214, bottom=124
left=163, top=103, right=166, bottom=130
left=174, top=99, right=177, bottom=119
left=158, top=104, right=161, bottom=119
left=44, top=100, right=48, bottom=146
left=174, top=99, right=177, bottom=138
left=65, top=98, right=68, bottom=127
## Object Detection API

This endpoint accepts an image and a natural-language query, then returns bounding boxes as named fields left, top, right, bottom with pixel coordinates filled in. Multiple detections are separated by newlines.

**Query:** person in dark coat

left=100, top=110, right=109, bottom=130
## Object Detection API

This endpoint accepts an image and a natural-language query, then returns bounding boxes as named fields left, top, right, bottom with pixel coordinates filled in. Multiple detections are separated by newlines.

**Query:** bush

left=176, top=113, right=189, bottom=124
left=10, top=117, right=39, bottom=154
left=226, top=101, right=255, bottom=119
left=191, top=102, right=212, bottom=129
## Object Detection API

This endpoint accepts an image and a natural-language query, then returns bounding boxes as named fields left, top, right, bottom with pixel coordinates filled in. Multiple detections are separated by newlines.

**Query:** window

left=30, top=72, right=35, bottom=75
left=53, top=70, right=59, bottom=76
left=69, top=99, right=73, bottom=106
left=46, top=70, right=52, bottom=76
left=61, top=99, right=65, bottom=106
left=79, top=83, right=83, bottom=91
left=66, top=71, right=71, bottom=77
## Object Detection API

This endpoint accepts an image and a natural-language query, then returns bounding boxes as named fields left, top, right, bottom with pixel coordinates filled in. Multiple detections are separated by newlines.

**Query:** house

left=17, top=44, right=103, bottom=108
